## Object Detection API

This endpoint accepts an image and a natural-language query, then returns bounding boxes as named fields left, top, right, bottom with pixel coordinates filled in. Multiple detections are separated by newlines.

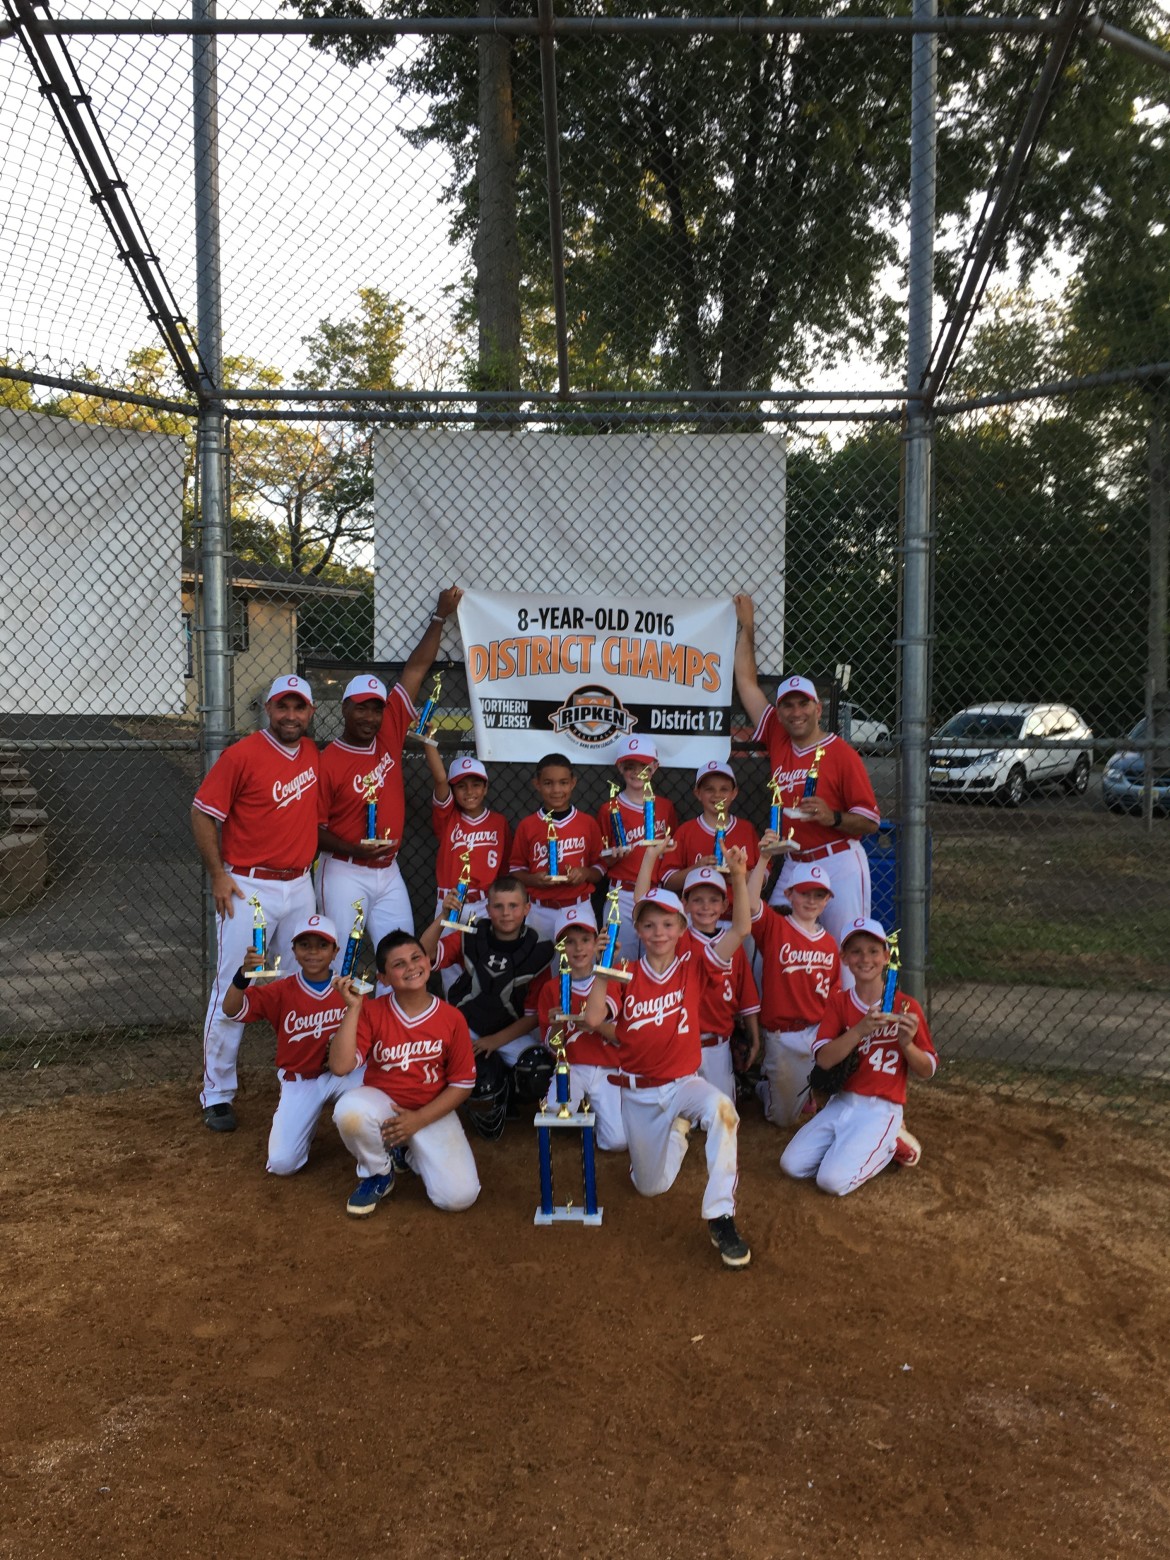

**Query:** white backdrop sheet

left=0, top=408, right=186, bottom=715
left=373, top=429, right=785, bottom=670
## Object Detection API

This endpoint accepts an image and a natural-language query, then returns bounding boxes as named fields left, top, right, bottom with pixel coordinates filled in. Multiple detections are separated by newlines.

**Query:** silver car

left=929, top=702, right=1093, bottom=806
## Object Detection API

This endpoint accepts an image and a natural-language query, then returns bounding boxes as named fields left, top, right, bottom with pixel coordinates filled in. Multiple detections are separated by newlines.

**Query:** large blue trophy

left=533, top=1024, right=602, bottom=1227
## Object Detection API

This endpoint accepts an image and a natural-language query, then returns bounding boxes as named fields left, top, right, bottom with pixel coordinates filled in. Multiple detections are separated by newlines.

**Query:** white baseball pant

left=769, top=839, right=872, bottom=945
left=620, top=1073, right=740, bottom=1220
left=780, top=1091, right=902, bottom=1197
left=524, top=897, right=593, bottom=944
left=333, top=1085, right=480, bottom=1211
left=267, top=1066, right=367, bottom=1176
left=201, top=869, right=317, bottom=1107
left=564, top=1063, right=627, bottom=1151
left=758, top=1024, right=818, bottom=1126
left=318, top=854, right=415, bottom=958
left=698, top=1039, right=735, bottom=1102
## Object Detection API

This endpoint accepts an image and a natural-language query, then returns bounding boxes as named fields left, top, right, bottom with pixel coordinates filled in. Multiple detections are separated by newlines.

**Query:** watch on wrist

left=832, top=809, right=843, bottom=829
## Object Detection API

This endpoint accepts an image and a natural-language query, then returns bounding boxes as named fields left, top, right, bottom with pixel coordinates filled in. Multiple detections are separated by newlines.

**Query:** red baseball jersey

left=665, top=814, right=761, bottom=875
left=613, top=929, right=730, bottom=1080
left=813, top=989, right=936, bottom=1106
left=530, top=974, right=619, bottom=1068
left=753, top=710, right=880, bottom=853
left=232, top=972, right=348, bottom=1076
left=317, top=683, right=416, bottom=851
left=596, top=793, right=680, bottom=888
left=431, top=792, right=511, bottom=894
left=509, top=808, right=603, bottom=907
left=356, top=993, right=477, bottom=1109
left=193, top=729, right=319, bottom=871
left=688, top=931, right=760, bottom=1038
left=751, top=905, right=841, bottom=1031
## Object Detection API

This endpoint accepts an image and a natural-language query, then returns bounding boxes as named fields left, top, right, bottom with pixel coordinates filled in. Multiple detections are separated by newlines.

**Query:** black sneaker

left=708, top=1216, right=751, bottom=1269
left=202, top=1103, right=237, bottom=1133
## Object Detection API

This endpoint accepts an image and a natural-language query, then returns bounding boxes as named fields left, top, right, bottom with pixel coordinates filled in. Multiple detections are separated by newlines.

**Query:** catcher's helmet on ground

left=511, top=1044, right=555, bottom=1104
left=466, top=1051, right=508, bottom=1140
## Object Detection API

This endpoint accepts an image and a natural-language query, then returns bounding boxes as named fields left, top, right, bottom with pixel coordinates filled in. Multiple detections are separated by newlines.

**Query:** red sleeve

left=582, top=816, right=604, bottom=871
left=232, top=977, right=284, bottom=1026
left=735, top=951, right=761, bottom=1017
left=509, top=814, right=537, bottom=872
left=837, top=742, right=880, bottom=823
left=382, top=683, right=417, bottom=746
left=431, top=790, right=454, bottom=838
left=354, top=998, right=378, bottom=1066
left=193, top=741, right=244, bottom=823
left=445, top=1006, right=477, bottom=1089
left=434, top=935, right=462, bottom=972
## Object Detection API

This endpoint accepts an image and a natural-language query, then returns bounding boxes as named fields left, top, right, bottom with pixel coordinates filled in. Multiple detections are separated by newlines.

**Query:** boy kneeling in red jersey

left=330, top=931, right=481, bottom=1218
left=583, top=846, right=754, bottom=1269
left=780, top=918, right=936, bottom=1196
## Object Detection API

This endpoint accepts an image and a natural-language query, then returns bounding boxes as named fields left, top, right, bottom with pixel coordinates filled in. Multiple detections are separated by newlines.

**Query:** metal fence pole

left=193, top=0, right=230, bottom=996
left=899, top=0, right=937, bottom=1001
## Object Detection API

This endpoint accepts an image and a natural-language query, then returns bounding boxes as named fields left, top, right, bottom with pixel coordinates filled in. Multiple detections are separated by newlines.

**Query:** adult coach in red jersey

left=192, top=672, right=320, bottom=1132
left=316, top=587, right=463, bottom=953
left=733, top=593, right=880, bottom=944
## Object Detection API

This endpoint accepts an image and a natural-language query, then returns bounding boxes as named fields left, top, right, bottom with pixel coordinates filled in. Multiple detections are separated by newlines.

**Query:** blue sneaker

left=389, top=1146, right=409, bottom=1175
left=345, top=1169, right=395, bottom=1218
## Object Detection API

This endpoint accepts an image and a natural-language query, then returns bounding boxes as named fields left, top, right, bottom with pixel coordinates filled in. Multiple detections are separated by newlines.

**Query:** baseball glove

left=808, top=1050, right=859, bottom=1104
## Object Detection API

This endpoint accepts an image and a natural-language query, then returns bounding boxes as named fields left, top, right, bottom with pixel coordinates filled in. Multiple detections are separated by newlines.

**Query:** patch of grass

left=931, top=906, right=1170, bottom=988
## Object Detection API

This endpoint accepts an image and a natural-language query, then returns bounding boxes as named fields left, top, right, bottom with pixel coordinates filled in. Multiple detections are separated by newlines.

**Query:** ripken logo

left=548, top=686, right=637, bottom=749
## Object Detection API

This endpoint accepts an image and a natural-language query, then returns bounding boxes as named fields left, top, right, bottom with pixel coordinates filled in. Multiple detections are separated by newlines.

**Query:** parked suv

left=1102, top=717, right=1170, bottom=814
left=929, top=702, right=1093, bottom=806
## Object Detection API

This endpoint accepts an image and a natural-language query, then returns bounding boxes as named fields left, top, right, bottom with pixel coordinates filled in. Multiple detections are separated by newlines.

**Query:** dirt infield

left=2, top=1081, right=1168, bottom=1559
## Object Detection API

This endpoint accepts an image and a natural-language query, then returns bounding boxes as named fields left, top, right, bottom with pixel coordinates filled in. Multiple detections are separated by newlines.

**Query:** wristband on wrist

left=232, top=967, right=249, bottom=990
left=430, top=613, right=445, bottom=624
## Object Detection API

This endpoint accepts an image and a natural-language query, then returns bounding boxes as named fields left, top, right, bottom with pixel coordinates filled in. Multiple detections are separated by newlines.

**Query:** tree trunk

left=473, top=0, right=521, bottom=401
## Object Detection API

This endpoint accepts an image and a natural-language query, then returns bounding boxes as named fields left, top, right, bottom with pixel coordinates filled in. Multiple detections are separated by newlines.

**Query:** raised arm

left=733, top=593, right=770, bottom=729
left=424, top=737, right=450, bottom=804
left=711, top=847, right=751, bottom=961
left=632, top=832, right=671, bottom=904
left=399, top=586, right=463, bottom=704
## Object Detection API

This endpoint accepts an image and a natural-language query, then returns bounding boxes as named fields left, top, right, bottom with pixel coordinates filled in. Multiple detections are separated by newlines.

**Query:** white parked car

left=929, top=702, right=1093, bottom=806
left=839, top=702, right=890, bottom=748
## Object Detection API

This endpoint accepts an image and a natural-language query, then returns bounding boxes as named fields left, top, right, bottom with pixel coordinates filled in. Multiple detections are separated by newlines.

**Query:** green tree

left=287, top=0, right=1163, bottom=404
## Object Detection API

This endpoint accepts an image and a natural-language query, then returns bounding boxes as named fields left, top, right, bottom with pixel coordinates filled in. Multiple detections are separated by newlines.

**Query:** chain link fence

left=3, top=1, right=1169, bottom=1117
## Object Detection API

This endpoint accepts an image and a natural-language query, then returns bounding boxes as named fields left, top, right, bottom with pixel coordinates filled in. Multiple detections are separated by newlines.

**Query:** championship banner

left=457, top=591, right=736, bottom=766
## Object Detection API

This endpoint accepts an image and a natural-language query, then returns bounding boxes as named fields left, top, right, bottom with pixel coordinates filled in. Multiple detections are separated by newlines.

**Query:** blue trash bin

left=862, top=819, right=930, bottom=936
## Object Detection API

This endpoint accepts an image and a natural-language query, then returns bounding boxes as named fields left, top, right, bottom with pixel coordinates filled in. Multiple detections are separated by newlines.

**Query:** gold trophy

left=244, top=895, right=282, bottom=982
left=360, top=774, right=397, bottom=849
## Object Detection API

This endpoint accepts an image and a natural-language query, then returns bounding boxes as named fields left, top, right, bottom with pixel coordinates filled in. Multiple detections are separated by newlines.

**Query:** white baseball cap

left=841, top=916, right=888, bottom=948
left=554, top=904, right=598, bottom=939
left=682, top=866, right=728, bottom=899
left=615, top=735, right=658, bottom=765
left=266, top=674, right=314, bottom=706
left=633, top=886, right=686, bottom=920
left=787, top=863, right=834, bottom=896
left=289, top=912, right=339, bottom=947
left=694, top=760, right=736, bottom=785
left=342, top=674, right=388, bottom=704
left=776, top=675, right=818, bottom=704
left=448, top=755, right=488, bottom=783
